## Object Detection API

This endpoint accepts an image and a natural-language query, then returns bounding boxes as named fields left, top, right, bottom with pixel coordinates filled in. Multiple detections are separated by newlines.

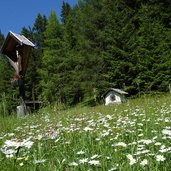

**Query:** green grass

left=0, top=94, right=171, bottom=170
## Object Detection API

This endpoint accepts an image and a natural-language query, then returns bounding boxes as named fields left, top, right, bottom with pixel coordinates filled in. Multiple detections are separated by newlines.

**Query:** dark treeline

left=0, top=0, right=171, bottom=112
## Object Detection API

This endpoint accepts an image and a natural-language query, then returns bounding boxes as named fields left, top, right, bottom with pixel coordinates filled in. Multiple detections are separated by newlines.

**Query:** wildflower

left=130, top=158, right=137, bottom=165
left=112, top=142, right=127, bottom=147
left=137, top=123, right=143, bottom=126
left=30, top=124, right=39, bottom=129
left=77, top=150, right=85, bottom=155
left=138, top=133, right=144, bottom=137
left=69, top=162, right=78, bottom=166
left=128, top=141, right=137, bottom=145
left=88, top=160, right=100, bottom=166
left=106, top=156, right=112, bottom=160
left=140, top=159, right=148, bottom=166
left=162, top=129, right=171, bottom=136
left=143, top=139, right=153, bottom=145
left=84, top=127, right=93, bottom=131
left=7, top=133, right=15, bottom=137
left=91, top=154, right=100, bottom=159
left=126, top=154, right=137, bottom=165
left=19, top=162, right=24, bottom=166
left=106, top=115, right=112, bottom=120
left=4, top=140, right=20, bottom=148
left=6, top=154, right=14, bottom=158
left=34, top=159, right=47, bottom=164
left=1, top=148, right=17, bottom=156
left=126, top=154, right=134, bottom=160
left=137, top=144, right=145, bottom=150
left=153, top=136, right=158, bottom=140
left=79, top=158, right=88, bottom=164
left=135, top=150, right=150, bottom=156
left=165, top=119, right=170, bottom=123
left=159, top=148, right=169, bottom=153
left=108, top=167, right=117, bottom=171
left=160, top=145, right=166, bottom=149
left=23, top=140, right=34, bottom=149
left=156, top=155, right=166, bottom=162
left=155, top=142, right=162, bottom=146
left=4, top=139, right=34, bottom=149
left=17, top=157, right=26, bottom=160
left=101, top=131, right=110, bottom=137
left=104, top=123, right=110, bottom=128
left=37, top=134, right=43, bottom=140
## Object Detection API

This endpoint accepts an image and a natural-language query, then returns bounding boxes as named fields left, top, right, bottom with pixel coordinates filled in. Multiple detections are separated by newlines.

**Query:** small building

left=1, top=31, right=35, bottom=76
left=1, top=31, right=35, bottom=116
left=103, top=88, right=128, bottom=105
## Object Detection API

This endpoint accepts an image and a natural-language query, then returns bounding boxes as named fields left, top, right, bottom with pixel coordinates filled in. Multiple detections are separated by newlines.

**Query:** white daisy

left=88, top=160, right=100, bottom=166
left=156, top=155, right=166, bottom=162
left=77, top=150, right=85, bottom=155
left=126, top=154, right=137, bottom=165
left=34, top=159, right=47, bottom=164
left=83, top=127, right=93, bottom=131
left=69, top=162, right=78, bottom=166
left=79, top=158, right=88, bottom=164
left=162, top=129, right=171, bottom=136
left=140, top=159, right=148, bottom=166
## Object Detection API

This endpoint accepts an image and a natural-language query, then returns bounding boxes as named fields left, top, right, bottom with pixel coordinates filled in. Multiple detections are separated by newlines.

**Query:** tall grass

left=0, top=94, right=171, bottom=170
left=0, top=93, right=8, bottom=118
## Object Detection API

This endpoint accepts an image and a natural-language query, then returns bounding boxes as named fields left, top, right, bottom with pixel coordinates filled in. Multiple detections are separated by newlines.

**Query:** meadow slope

left=0, top=94, right=171, bottom=171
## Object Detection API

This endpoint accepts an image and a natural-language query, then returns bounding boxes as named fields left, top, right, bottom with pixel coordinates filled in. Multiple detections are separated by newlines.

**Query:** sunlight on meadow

left=0, top=94, right=171, bottom=170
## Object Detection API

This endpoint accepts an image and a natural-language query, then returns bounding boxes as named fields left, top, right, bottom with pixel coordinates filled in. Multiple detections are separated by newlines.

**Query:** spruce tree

left=40, top=11, right=63, bottom=103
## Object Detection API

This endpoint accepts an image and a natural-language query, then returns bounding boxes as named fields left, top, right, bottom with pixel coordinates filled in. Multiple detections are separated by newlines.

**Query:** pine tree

left=21, top=14, right=47, bottom=102
left=61, top=2, right=71, bottom=24
left=33, top=13, right=47, bottom=47
left=128, top=2, right=171, bottom=93
left=40, top=11, right=63, bottom=103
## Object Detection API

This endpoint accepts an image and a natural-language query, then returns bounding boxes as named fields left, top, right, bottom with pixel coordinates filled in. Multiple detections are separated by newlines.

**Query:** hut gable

left=103, top=88, right=128, bottom=105
left=1, top=31, right=35, bottom=75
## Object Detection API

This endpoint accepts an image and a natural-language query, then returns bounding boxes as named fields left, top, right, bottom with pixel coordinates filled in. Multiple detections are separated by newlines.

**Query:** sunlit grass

left=0, top=94, right=171, bottom=170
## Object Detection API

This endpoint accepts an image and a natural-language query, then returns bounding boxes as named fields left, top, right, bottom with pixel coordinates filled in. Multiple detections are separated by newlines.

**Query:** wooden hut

left=0, top=31, right=35, bottom=76
left=103, top=88, right=128, bottom=105
left=1, top=31, right=35, bottom=116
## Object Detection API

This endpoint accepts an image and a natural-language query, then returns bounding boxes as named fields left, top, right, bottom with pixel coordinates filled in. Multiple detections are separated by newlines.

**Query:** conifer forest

left=0, top=0, right=171, bottom=113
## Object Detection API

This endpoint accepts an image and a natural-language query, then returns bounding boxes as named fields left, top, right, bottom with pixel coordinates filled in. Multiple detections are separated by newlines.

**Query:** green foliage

left=0, top=94, right=171, bottom=170
left=0, top=32, right=18, bottom=115
left=21, top=14, right=47, bottom=103
left=1, top=0, right=171, bottom=110
left=40, top=11, right=63, bottom=103
left=61, top=2, right=71, bottom=24
left=32, top=13, right=47, bottom=47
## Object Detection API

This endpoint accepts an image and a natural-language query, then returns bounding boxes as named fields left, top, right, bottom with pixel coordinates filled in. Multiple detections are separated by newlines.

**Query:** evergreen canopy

left=0, top=0, right=171, bottom=111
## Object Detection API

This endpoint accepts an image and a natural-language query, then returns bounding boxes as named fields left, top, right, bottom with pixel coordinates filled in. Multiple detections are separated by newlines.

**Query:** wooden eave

left=0, top=31, right=35, bottom=75
left=103, top=88, right=128, bottom=98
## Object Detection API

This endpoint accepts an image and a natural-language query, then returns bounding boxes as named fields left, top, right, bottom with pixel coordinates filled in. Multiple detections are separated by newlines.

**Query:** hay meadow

left=0, top=94, right=171, bottom=171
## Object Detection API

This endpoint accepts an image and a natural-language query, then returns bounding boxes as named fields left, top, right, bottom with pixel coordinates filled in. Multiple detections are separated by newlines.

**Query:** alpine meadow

left=0, top=0, right=171, bottom=170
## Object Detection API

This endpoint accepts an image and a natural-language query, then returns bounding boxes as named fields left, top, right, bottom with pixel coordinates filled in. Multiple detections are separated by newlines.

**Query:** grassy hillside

left=0, top=94, right=171, bottom=170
